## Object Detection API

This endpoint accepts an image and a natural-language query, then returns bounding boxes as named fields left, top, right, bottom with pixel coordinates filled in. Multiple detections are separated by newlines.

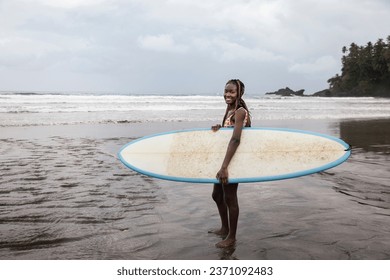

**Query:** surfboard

left=118, top=128, right=351, bottom=183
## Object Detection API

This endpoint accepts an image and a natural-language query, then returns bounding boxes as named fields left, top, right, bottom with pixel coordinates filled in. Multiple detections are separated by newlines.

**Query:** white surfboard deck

left=118, top=127, right=351, bottom=183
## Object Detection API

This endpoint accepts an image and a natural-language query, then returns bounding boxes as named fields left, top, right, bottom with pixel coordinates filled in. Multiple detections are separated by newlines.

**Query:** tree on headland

left=327, top=36, right=390, bottom=97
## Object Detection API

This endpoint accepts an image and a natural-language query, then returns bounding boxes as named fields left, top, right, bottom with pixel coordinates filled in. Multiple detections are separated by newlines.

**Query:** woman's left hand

left=211, top=124, right=222, bottom=132
left=216, top=167, right=229, bottom=185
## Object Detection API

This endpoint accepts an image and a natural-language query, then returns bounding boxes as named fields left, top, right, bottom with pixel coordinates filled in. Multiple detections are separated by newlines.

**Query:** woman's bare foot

left=208, top=228, right=229, bottom=237
left=215, top=238, right=236, bottom=248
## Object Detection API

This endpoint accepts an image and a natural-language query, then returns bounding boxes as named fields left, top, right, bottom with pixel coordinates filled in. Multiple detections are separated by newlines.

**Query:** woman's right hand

left=216, top=167, right=229, bottom=185
left=211, top=124, right=222, bottom=132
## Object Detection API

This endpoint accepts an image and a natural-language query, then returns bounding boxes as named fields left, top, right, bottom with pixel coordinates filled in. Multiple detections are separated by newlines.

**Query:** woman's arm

left=216, top=108, right=246, bottom=184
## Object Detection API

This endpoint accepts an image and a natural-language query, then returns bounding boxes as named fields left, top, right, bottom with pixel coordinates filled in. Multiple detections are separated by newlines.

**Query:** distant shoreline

left=265, top=87, right=390, bottom=98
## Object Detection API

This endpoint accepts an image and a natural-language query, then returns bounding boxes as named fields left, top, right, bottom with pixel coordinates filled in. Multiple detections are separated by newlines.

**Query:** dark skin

left=210, top=82, right=246, bottom=248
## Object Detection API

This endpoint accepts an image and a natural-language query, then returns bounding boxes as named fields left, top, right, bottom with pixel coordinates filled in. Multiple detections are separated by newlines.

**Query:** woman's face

left=224, top=83, right=238, bottom=106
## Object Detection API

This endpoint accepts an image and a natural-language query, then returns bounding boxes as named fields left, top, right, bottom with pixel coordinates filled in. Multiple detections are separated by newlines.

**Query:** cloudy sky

left=0, top=0, right=389, bottom=95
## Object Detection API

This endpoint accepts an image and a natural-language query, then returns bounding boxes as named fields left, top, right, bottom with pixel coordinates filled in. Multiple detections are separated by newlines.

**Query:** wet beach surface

left=0, top=119, right=389, bottom=259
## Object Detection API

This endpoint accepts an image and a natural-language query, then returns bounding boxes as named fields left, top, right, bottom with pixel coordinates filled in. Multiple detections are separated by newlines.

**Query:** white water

left=1, top=92, right=389, bottom=126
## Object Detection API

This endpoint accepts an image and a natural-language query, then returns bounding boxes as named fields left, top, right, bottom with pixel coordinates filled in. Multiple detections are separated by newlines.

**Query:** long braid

left=235, top=80, right=241, bottom=111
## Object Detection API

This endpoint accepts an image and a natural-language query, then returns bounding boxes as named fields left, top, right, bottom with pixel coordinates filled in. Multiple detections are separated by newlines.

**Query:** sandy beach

left=0, top=118, right=389, bottom=260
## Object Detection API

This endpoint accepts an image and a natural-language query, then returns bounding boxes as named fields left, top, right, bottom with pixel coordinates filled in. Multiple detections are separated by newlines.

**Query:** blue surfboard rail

left=118, top=127, right=351, bottom=184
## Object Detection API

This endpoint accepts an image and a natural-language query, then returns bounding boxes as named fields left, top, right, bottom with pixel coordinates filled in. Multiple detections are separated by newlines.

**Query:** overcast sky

left=0, top=0, right=389, bottom=95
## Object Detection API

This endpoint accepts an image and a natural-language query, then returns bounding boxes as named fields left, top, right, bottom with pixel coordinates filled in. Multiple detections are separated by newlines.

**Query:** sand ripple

left=0, top=120, right=389, bottom=259
left=0, top=137, right=162, bottom=259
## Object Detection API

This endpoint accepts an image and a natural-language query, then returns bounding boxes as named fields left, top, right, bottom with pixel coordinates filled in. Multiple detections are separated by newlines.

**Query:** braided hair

left=222, top=79, right=251, bottom=127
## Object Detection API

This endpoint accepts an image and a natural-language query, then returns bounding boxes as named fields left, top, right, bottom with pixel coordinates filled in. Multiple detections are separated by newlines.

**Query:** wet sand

left=0, top=119, right=389, bottom=259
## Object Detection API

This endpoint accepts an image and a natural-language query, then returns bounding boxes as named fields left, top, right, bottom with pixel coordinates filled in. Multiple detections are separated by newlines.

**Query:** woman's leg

left=211, top=183, right=229, bottom=236
left=216, top=183, right=239, bottom=248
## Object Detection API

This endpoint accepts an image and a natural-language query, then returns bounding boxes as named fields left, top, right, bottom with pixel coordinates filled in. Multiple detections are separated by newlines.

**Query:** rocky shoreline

left=265, top=87, right=390, bottom=97
left=265, top=87, right=305, bottom=97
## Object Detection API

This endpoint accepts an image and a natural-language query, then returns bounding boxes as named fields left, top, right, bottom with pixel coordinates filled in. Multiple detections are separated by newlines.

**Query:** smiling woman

left=209, top=79, right=251, bottom=248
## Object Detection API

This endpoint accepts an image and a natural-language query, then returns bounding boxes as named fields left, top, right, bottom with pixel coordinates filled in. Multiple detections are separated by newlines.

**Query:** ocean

left=0, top=91, right=389, bottom=260
left=1, top=92, right=390, bottom=126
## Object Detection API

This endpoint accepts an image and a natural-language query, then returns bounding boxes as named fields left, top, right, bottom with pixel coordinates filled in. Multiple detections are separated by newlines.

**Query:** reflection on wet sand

left=324, top=118, right=390, bottom=211
left=339, top=118, right=390, bottom=154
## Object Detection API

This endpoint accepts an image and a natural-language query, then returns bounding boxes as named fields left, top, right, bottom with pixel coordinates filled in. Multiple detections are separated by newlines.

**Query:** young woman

left=211, top=79, right=251, bottom=248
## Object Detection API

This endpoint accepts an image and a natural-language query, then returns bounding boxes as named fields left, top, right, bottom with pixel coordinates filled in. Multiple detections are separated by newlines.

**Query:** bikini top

left=223, top=107, right=249, bottom=127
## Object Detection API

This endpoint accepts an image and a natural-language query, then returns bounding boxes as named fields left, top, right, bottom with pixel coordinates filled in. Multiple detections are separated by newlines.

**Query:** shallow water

left=0, top=119, right=389, bottom=259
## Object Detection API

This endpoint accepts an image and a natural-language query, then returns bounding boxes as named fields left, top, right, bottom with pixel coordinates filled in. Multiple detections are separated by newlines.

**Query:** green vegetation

left=327, top=36, right=390, bottom=97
